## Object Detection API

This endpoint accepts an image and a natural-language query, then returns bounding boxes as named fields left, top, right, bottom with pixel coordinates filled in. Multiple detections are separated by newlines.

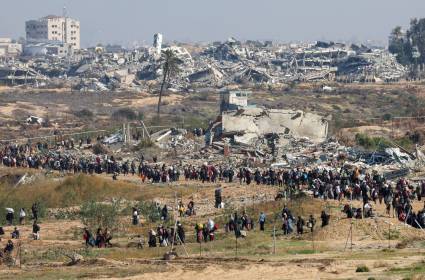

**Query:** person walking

left=32, top=221, right=40, bottom=240
left=132, top=207, right=139, bottom=225
left=31, top=203, right=38, bottom=221
left=5, top=209, right=14, bottom=226
left=259, top=212, right=266, bottom=231
left=19, top=208, right=26, bottom=225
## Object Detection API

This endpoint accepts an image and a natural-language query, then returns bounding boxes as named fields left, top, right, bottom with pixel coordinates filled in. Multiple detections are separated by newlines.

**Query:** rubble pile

left=337, top=50, right=407, bottom=82
left=1, top=111, right=423, bottom=183
left=0, top=37, right=408, bottom=91
left=152, top=128, right=200, bottom=154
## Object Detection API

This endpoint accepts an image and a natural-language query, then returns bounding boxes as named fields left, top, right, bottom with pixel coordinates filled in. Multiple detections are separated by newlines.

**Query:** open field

left=2, top=82, right=425, bottom=143
left=0, top=168, right=425, bottom=279
left=2, top=82, right=425, bottom=279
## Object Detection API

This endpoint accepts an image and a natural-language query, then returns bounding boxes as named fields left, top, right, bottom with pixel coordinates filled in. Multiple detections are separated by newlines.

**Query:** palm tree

left=391, top=26, right=403, bottom=41
left=157, top=49, right=180, bottom=118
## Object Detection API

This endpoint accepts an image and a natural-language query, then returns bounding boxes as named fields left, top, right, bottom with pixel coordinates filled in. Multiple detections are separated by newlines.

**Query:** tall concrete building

left=25, top=15, right=80, bottom=49
left=153, top=33, right=163, bottom=55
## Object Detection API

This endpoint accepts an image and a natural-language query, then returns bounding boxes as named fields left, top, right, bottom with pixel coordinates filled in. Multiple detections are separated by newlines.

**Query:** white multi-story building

left=0, top=38, right=22, bottom=57
left=25, top=15, right=80, bottom=49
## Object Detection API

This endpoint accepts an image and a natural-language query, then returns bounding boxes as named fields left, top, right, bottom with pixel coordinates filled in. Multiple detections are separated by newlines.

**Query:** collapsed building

left=0, top=36, right=408, bottom=90
left=218, top=108, right=328, bottom=145
left=0, top=65, right=47, bottom=86
left=206, top=91, right=329, bottom=161
left=337, top=50, right=407, bottom=82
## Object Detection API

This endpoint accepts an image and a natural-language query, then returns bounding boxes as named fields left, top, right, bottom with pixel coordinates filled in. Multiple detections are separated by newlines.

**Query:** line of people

left=148, top=223, right=185, bottom=247
left=83, top=227, right=112, bottom=248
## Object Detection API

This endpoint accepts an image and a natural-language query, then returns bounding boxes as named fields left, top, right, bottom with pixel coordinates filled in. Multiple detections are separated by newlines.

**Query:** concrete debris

left=0, top=35, right=408, bottom=91
left=210, top=90, right=328, bottom=153
left=188, top=65, right=224, bottom=86
left=2, top=105, right=423, bottom=185
left=0, top=65, right=47, bottom=86
left=220, top=108, right=328, bottom=145
left=152, top=128, right=200, bottom=153
left=14, top=173, right=36, bottom=187
left=103, top=132, right=124, bottom=144
left=26, top=116, right=43, bottom=125
left=337, top=50, right=407, bottom=82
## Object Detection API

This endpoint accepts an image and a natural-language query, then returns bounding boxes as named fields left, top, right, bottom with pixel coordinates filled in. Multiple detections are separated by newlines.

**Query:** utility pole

left=127, top=123, right=131, bottom=144
left=312, top=228, right=315, bottom=252
left=273, top=223, right=276, bottom=254
left=235, top=235, right=238, bottom=258
left=122, top=123, right=126, bottom=143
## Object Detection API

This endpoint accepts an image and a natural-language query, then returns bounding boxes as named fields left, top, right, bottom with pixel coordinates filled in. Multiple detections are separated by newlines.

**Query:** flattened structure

left=221, top=108, right=328, bottom=145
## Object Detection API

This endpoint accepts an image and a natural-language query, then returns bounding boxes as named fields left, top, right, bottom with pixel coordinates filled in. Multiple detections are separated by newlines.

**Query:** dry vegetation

left=3, top=82, right=425, bottom=145
left=0, top=168, right=425, bottom=279
left=3, top=83, right=425, bottom=278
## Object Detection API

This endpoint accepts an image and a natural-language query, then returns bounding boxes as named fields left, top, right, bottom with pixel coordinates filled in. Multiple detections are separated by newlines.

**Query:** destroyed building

left=337, top=50, right=407, bottom=82
left=218, top=108, right=328, bottom=146
left=0, top=34, right=409, bottom=90
left=207, top=90, right=329, bottom=161
left=0, top=65, right=47, bottom=86
left=0, top=38, right=22, bottom=58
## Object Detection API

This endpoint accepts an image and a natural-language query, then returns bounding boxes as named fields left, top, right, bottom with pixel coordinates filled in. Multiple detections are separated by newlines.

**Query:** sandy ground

left=0, top=168, right=425, bottom=279
left=0, top=189, right=423, bottom=279
left=112, top=93, right=183, bottom=107
left=0, top=101, right=69, bottom=118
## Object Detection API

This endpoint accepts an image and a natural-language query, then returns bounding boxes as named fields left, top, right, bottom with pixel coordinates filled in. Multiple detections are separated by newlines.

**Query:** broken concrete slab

left=220, top=108, right=328, bottom=145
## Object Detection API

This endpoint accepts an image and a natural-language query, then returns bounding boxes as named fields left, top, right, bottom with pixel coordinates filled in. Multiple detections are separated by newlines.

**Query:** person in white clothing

left=19, top=208, right=26, bottom=225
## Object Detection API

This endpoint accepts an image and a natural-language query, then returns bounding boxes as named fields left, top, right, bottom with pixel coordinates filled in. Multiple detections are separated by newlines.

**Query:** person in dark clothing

left=104, top=228, right=112, bottom=247
left=32, top=221, right=40, bottom=240
left=343, top=204, right=354, bottom=219
left=31, top=203, right=38, bottom=221
left=187, top=201, right=195, bottom=216
left=148, top=230, right=157, bottom=247
left=95, top=228, right=105, bottom=248
left=132, top=207, right=139, bottom=225
left=0, top=227, right=4, bottom=241
left=3, top=240, right=14, bottom=254
left=215, top=188, right=222, bottom=208
left=161, top=205, right=168, bottom=221
left=6, top=211, right=14, bottom=226
left=259, top=212, right=266, bottom=231
left=83, top=228, right=94, bottom=247
left=296, top=216, right=305, bottom=235
left=177, top=223, right=185, bottom=244
left=202, top=223, right=209, bottom=243
left=307, top=215, right=316, bottom=233
left=355, top=208, right=362, bottom=219
left=321, top=211, right=330, bottom=227
left=11, top=227, right=19, bottom=239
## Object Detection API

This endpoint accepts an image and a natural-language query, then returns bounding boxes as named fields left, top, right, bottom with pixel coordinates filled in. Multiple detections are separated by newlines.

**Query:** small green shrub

left=136, top=201, right=162, bottom=223
left=80, top=200, right=121, bottom=233
left=383, top=113, right=392, bottom=121
left=355, top=133, right=391, bottom=151
left=92, top=143, right=109, bottom=155
left=356, top=265, right=370, bottom=273
left=332, top=104, right=341, bottom=110
left=73, top=109, right=94, bottom=119
left=112, top=108, right=137, bottom=121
